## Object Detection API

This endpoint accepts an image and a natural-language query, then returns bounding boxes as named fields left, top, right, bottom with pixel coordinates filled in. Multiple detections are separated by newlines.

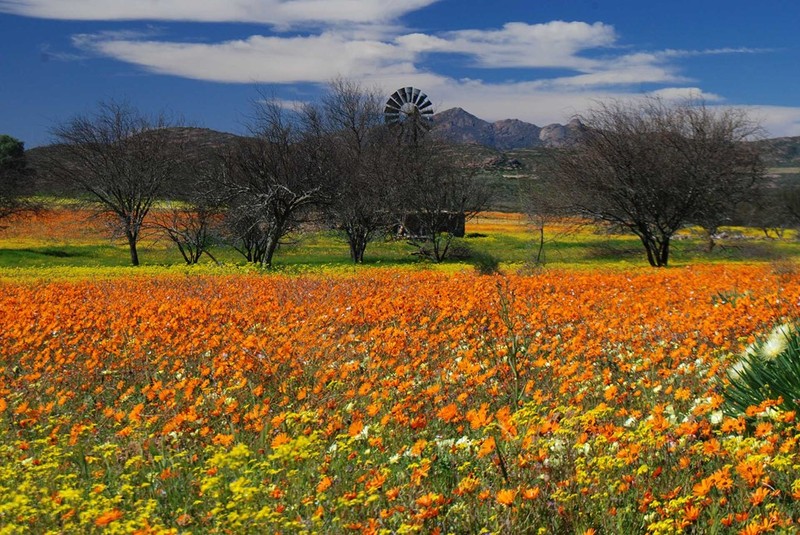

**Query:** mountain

left=430, top=108, right=496, bottom=147
left=431, top=108, right=585, bottom=149
left=755, top=137, right=800, bottom=168
left=25, top=127, right=243, bottom=196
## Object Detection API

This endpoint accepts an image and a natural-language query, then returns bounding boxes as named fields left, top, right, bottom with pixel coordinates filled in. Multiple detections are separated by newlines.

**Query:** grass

left=1, top=206, right=800, bottom=275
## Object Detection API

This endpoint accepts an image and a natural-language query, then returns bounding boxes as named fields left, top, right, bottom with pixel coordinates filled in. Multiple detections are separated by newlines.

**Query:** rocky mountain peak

left=431, top=108, right=583, bottom=149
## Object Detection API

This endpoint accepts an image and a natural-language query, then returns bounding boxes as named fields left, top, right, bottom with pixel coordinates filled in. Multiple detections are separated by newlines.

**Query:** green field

left=1, top=207, right=800, bottom=275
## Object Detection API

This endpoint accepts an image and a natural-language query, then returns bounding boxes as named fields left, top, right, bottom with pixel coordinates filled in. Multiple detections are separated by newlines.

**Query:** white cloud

left=739, top=105, right=800, bottom=138
left=74, top=32, right=417, bottom=83
left=659, top=47, right=771, bottom=58
left=69, top=25, right=682, bottom=89
left=0, top=0, right=440, bottom=25
left=647, top=87, right=723, bottom=102
left=39, top=43, right=85, bottom=62
left=396, top=21, right=616, bottom=69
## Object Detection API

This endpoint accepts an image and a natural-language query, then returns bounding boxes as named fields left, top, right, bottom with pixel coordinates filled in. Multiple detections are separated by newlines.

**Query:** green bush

left=723, top=322, right=800, bottom=416
left=471, top=250, right=501, bottom=276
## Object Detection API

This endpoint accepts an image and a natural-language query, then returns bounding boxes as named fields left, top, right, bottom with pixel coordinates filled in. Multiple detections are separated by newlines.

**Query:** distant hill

left=26, top=127, right=243, bottom=196
left=430, top=107, right=586, bottom=149
left=755, top=137, right=800, bottom=168
left=27, top=127, right=242, bottom=166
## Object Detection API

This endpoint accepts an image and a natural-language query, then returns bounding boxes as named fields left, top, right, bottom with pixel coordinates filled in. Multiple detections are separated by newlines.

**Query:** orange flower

left=477, top=436, right=496, bottom=458
left=749, top=486, right=771, bottom=506
left=466, top=403, right=491, bottom=430
left=736, top=458, right=765, bottom=488
left=271, top=433, right=291, bottom=449
left=95, top=509, right=123, bottom=526
left=348, top=419, right=364, bottom=437
left=316, top=476, right=333, bottom=493
left=692, top=477, right=714, bottom=499
left=437, top=403, right=460, bottom=423
left=496, top=489, right=516, bottom=506
left=410, top=439, right=427, bottom=456
left=212, top=433, right=234, bottom=447
left=128, top=403, right=144, bottom=423
left=522, top=487, right=541, bottom=500
left=683, top=504, right=701, bottom=522
left=415, top=493, right=442, bottom=508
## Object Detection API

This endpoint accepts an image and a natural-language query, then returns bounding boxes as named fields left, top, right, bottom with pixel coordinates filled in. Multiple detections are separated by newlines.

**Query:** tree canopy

left=49, top=101, right=185, bottom=265
left=0, top=134, right=32, bottom=222
left=541, top=98, right=765, bottom=267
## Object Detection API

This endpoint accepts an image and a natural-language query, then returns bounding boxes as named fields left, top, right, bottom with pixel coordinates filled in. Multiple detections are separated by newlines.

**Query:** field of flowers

left=2, top=265, right=800, bottom=533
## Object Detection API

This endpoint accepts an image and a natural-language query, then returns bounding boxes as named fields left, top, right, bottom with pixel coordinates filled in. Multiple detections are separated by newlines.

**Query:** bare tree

left=213, top=98, right=330, bottom=268
left=521, top=166, right=580, bottom=266
left=394, top=141, right=491, bottom=262
left=49, top=101, right=184, bottom=265
left=303, top=79, right=392, bottom=263
left=152, top=200, right=220, bottom=264
left=543, top=98, right=764, bottom=267
left=784, top=187, right=800, bottom=229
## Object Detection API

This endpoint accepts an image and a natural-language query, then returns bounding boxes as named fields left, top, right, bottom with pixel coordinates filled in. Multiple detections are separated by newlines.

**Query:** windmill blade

left=389, top=91, right=403, bottom=107
left=384, top=87, right=434, bottom=135
left=385, top=100, right=402, bottom=114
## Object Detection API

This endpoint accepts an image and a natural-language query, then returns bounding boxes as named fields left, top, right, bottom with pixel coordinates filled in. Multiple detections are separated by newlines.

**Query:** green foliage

left=471, top=249, right=501, bottom=276
left=723, top=322, right=800, bottom=416
left=0, top=134, right=25, bottom=171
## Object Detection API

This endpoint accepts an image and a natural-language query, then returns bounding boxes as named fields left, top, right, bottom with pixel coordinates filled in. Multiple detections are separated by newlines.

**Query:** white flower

left=727, top=359, right=749, bottom=382
left=761, top=323, right=793, bottom=360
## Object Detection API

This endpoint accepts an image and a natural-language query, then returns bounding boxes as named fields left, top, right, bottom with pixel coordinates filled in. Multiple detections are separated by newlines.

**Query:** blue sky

left=1, top=0, right=799, bottom=147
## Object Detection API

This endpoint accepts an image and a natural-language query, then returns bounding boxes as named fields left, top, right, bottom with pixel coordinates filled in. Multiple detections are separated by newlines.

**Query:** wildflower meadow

left=1, top=263, right=800, bottom=534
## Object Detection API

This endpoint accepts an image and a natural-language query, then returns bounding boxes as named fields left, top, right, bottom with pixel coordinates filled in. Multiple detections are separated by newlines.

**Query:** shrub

left=723, top=322, right=800, bottom=416
left=472, top=250, right=501, bottom=275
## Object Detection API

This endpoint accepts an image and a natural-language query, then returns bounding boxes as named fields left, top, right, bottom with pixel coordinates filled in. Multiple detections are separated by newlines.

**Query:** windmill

left=384, top=87, right=434, bottom=145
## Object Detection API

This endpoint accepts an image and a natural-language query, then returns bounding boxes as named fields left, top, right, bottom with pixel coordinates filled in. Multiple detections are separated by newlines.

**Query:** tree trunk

left=262, top=232, right=280, bottom=269
left=657, top=238, right=670, bottom=267
left=346, top=227, right=368, bottom=264
left=534, top=224, right=545, bottom=265
left=349, top=238, right=366, bottom=264
left=639, top=233, right=669, bottom=268
left=126, top=230, right=140, bottom=266
left=432, top=233, right=452, bottom=262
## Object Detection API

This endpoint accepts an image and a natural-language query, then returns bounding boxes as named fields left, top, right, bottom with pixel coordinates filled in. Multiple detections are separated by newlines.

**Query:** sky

left=1, top=0, right=799, bottom=148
